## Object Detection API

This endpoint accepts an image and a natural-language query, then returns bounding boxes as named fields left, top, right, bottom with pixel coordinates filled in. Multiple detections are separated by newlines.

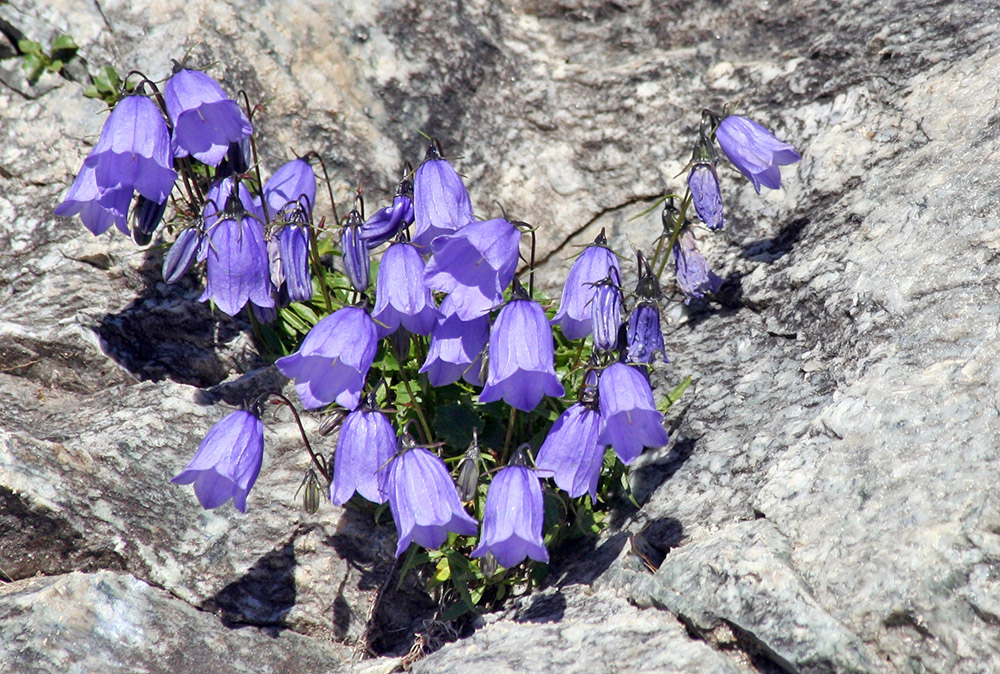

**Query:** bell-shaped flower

left=687, top=132, right=724, bottom=230
left=551, top=230, right=620, bottom=340
left=597, top=363, right=669, bottom=464
left=171, top=410, right=264, bottom=512
left=274, top=223, right=312, bottom=303
left=361, top=171, right=415, bottom=249
left=164, top=68, right=253, bottom=166
left=341, top=210, right=370, bottom=293
left=419, top=294, right=489, bottom=387
left=535, top=402, right=605, bottom=502
left=381, top=446, right=478, bottom=557
left=372, top=242, right=439, bottom=338
left=471, top=449, right=549, bottom=568
left=688, top=163, right=724, bottom=230
left=330, top=406, right=395, bottom=505
left=480, top=290, right=565, bottom=412
left=715, top=115, right=801, bottom=193
left=163, top=226, right=206, bottom=283
left=591, top=273, right=623, bottom=353
left=424, top=218, right=521, bottom=321
left=199, top=179, right=273, bottom=316
left=54, top=164, right=132, bottom=235
left=86, top=94, right=177, bottom=204
left=673, top=225, right=723, bottom=304
left=626, top=303, right=666, bottom=364
left=412, top=142, right=474, bottom=248
left=264, top=158, right=316, bottom=222
left=275, top=306, right=378, bottom=410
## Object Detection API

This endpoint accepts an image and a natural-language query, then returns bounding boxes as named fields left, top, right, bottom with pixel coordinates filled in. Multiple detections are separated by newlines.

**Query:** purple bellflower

left=535, top=402, right=605, bottom=502
left=412, top=142, right=474, bottom=248
left=372, top=241, right=440, bottom=338
left=591, top=272, right=623, bottom=353
left=164, top=68, right=253, bottom=167
left=687, top=129, right=724, bottom=230
left=131, top=195, right=168, bottom=245
left=264, top=158, right=316, bottom=221
left=471, top=447, right=549, bottom=568
left=673, top=225, right=723, bottom=304
left=715, top=115, right=801, bottom=193
left=199, top=178, right=273, bottom=316
left=480, top=286, right=565, bottom=412
left=275, top=306, right=378, bottom=410
left=54, top=164, right=132, bottom=235
left=381, top=445, right=478, bottom=557
left=551, top=230, right=621, bottom=340
left=625, top=251, right=666, bottom=364
left=171, top=410, right=264, bottom=512
left=341, top=209, right=370, bottom=293
left=330, top=405, right=396, bottom=505
left=424, top=217, right=521, bottom=321
left=361, top=170, right=415, bottom=249
left=86, top=94, right=177, bottom=203
left=419, top=294, right=489, bottom=387
left=597, top=363, right=670, bottom=464
left=162, top=226, right=206, bottom=283
left=262, top=160, right=315, bottom=304
left=56, top=94, right=177, bottom=235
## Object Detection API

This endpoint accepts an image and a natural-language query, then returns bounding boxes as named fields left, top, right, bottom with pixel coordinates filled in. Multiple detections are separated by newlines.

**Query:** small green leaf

left=17, top=39, right=44, bottom=57
left=50, top=35, right=78, bottom=62
left=658, top=375, right=692, bottom=413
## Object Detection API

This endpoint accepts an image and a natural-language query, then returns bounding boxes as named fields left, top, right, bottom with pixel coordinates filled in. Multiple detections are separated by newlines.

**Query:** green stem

left=308, top=226, right=334, bottom=314
left=655, top=189, right=692, bottom=279
left=501, top=407, right=518, bottom=465
left=270, top=393, right=330, bottom=483
left=397, top=362, right=434, bottom=445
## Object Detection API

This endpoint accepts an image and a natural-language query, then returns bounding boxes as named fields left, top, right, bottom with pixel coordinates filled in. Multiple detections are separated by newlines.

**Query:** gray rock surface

left=2, top=0, right=1000, bottom=673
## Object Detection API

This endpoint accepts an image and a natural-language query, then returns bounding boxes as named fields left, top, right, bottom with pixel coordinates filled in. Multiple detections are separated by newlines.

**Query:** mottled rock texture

left=2, top=0, right=1000, bottom=672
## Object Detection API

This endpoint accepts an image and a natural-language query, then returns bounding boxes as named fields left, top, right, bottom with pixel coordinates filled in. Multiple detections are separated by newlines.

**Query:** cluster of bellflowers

left=56, top=64, right=799, bottom=609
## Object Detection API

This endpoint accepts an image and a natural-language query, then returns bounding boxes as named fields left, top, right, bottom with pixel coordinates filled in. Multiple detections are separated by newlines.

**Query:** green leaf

left=17, top=39, right=43, bottom=57
left=433, top=401, right=481, bottom=451
left=657, top=375, right=692, bottom=413
left=50, top=35, right=78, bottom=62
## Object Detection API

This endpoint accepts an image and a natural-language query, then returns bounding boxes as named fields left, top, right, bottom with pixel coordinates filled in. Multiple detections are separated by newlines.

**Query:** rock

left=0, top=570, right=353, bottom=674
left=3, top=0, right=1000, bottom=672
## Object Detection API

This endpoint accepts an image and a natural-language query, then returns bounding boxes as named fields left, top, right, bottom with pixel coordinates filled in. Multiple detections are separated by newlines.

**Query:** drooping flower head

left=164, top=68, right=253, bottom=166
left=56, top=93, right=177, bottom=235
left=673, top=225, right=723, bottom=304
left=86, top=94, right=177, bottom=203
left=551, top=229, right=621, bottom=340
left=131, top=195, right=169, bottom=245
left=626, top=251, right=667, bottom=364
left=264, top=158, right=316, bottom=222
left=171, top=409, right=265, bottom=512
left=419, top=294, right=489, bottom=387
left=275, top=306, right=378, bottom=410
left=54, top=164, right=132, bottom=235
left=381, top=443, right=478, bottom=557
left=412, top=141, right=474, bottom=248
left=372, top=241, right=440, bottom=338
left=471, top=446, right=549, bottom=568
left=597, top=363, right=670, bottom=464
left=330, top=401, right=396, bottom=505
left=361, top=167, right=415, bottom=249
left=715, top=115, right=801, bottom=193
left=688, top=128, right=724, bottom=230
left=424, top=217, right=521, bottom=321
left=341, top=208, right=370, bottom=293
left=535, top=401, right=605, bottom=503
left=480, top=282, right=565, bottom=412
left=590, top=270, right=623, bottom=353
left=162, top=226, right=207, bottom=284
left=199, top=178, right=273, bottom=316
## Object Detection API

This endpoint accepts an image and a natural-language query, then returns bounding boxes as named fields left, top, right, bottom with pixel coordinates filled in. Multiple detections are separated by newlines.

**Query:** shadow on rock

left=630, top=517, right=684, bottom=571
left=210, top=540, right=297, bottom=632
left=551, top=531, right=628, bottom=588
left=329, top=504, right=437, bottom=656
left=97, top=242, right=261, bottom=388
left=740, top=217, right=809, bottom=263
left=631, top=436, right=697, bottom=505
